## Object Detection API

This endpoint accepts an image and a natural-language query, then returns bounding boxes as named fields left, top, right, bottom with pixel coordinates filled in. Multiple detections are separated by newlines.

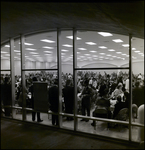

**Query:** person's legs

left=52, top=114, right=55, bottom=125
left=37, top=112, right=43, bottom=122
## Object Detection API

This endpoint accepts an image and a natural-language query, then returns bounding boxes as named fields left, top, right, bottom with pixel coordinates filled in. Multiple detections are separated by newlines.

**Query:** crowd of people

left=1, top=71, right=144, bottom=127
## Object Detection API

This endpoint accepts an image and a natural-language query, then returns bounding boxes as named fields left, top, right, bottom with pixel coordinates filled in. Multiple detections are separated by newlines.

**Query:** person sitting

left=91, top=88, right=111, bottom=126
left=113, top=94, right=129, bottom=119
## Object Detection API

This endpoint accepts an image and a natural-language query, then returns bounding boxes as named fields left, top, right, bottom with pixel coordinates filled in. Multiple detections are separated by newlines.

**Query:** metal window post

left=20, top=35, right=26, bottom=121
left=57, top=28, right=62, bottom=128
left=10, top=38, right=15, bottom=118
left=73, top=28, right=78, bottom=131
left=129, top=33, right=132, bottom=141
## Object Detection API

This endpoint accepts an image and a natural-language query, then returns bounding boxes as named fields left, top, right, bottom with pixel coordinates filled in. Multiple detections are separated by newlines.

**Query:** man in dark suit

left=48, top=78, right=59, bottom=126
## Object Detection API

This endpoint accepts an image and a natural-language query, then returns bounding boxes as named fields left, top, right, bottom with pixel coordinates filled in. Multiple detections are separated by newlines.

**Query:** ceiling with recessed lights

left=1, top=1, right=144, bottom=65
left=1, top=30, right=144, bottom=64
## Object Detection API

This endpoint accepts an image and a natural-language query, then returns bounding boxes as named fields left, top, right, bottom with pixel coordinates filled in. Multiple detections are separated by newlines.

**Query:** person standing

left=48, top=78, right=59, bottom=126
left=1, top=76, right=12, bottom=117
left=29, top=76, right=43, bottom=122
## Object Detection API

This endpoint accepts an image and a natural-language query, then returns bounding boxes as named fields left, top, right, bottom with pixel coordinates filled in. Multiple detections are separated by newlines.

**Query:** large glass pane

left=1, top=42, right=10, bottom=70
left=76, top=31, right=129, bottom=69
left=24, top=31, right=57, bottom=69
left=60, top=30, right=74, bottom=130
left=24, top=70, right=58, bottom=126
left=1, top=71, right=12, bottom=118
left=131, top=37, right=144, bottom=142
left=76, top=69, right=130, bottom=140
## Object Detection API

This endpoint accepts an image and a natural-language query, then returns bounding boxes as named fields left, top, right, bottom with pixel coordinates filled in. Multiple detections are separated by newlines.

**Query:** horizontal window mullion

left=74, top=67, right=129, bottom=70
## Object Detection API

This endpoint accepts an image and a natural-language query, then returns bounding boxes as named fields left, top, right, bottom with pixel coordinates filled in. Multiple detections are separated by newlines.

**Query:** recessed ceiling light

left=44, top=51, right=52, bottom=53
left=99, top=59, right=103, bottom=60
left=132, top=48, right=136, bottom=50
left=40, top=39, right=55, bottom=43
left=112, top=56, right=117, bottom=57
left=122, top=53, right=127, bottom=55
left=43, top=46, right=54, bottom=49
left=14, top=50, right=20, bottom=52
left=16, top=53, right=21, bottom=55
left=90, top=51, right=97, bottom=53
left=112, top=39, right=123, bottom=43
left=98, top=46, right=107, bottom=49
left=116, top=52, right=122, bottom=54
left=105, top=57, right=109, bottom=59
left=80, top=56, right=85, bottom=58
left=122, top=58, right=125, bottom=60
left=85, top=42, right=97, bottom=45
left=107, top=54, right=111, bottom=56
left=32, top=55, right=40, bottom=57
left=77, top=52, right=80, bottom=54
left=45, top=54, right=52, bottom=55
left=138, top=53, right=144, bottom=55
left=134, top=51, right=140, bottom=53
left=84, top=54, right=90, bottom=56
left=122, top=44, right=129, bottom=47
left=99, top=53, right=105, bottom=55
left=78, top=48, right=87, bottom=50
left=25, top=56, right=29, bottom=57
left=62, top=44, right=73, bottom=47
left=24, top=42, right=34, bottom=45
left=1, top=51, right=8, bottom=53
left=29, top=52, right=39, bottom=54
left=61, top=49, right=69, bottom=52
left=26, top=48, right=37, bottom=51
left=5, top=54, right=10, bottom=56
left=5, top=45, right=10, bottom=47
left=98, top=32, right=113, bottom=37
left=66, top=36, right=81, bottom=40
left=93, top=58, right=98, bottom=60
left=61, top=53, right=66, bottom=55
left=99, top=56, right=104, bottom=58
left=108, top=49, right=115, bottom=51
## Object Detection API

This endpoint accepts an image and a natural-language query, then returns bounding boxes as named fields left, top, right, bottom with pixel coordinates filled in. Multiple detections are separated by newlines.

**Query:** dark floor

left=1, top=117, right=141, bottom=149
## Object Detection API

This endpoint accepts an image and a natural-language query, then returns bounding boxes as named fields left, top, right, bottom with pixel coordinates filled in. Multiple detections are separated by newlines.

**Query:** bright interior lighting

left=134, top=51, right=140, bottom=53
left=29, top=52, right=39, bottom=54
left=40, top=39, right=55, bottom=43
left=24, top=42, right=34, bottom=45
left=108, top=49, right=115, bottom=51
left=107, top=54, right=111, bottom=56
left=26, top=48, right=37, bottom=51
left=122, top=54, right=127, bottom=55
left=112, top=39, right=123, bottom=43
left=98, top=46, right=107, bottom=49
left=84, top=54, right=90, bottom=56
left=122, top=44, right=129, bottom=47
left=99, top=53, right=105, bottom=55
left=85, top=42, right=97, bottom=45
left=62, top=44, right=73, bottom=47
left=66, top=36, right=81, bottom=40
left=5, top=45, right=10, bottom=47
left=98, top=32, right=113, bottom=37
left=93, top=55, right=98, bottom=57
left=1, top=51, right=8, bottom=53
left=116, top=52, right=122, bottom=54
left=90, top=51, right=97, bottom=53
left=112, top=56, right=117, bottom=57
left=44, top=51, right=52, bottom=53
left=132, top=48, right=136, bottom=50
left=43, top=46, right=54, bottom=49
left=77, top=52, right=80, bottom=54
left=138, top=53, right=144, bottom=55
left=14, top=50, right=20, bottom=52
left=61, top=49, right=69, bottom=52
left=78, top=48, right=87, bottom=50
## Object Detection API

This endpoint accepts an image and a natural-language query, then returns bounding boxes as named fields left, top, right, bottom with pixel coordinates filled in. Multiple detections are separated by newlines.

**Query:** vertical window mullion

left=20, top=35, right=26, bottom=121
left=10, top=38, right=15, bottom=118
left=57, top=28, right=62, bottom=128
left=73, top=28, right=78, bottom=131
left=129, top=33, right=132, bottom=141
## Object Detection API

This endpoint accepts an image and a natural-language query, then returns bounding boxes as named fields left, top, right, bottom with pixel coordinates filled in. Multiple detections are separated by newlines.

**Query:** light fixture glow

left=112, top=39, right=123, bottom=43
left=43, top=46, right=54, bottom=49
left=122, top=54, right=127, bottom=55
left=84, top=54, right=90, bottom=56
left=78, top=48, right=87, bottom=50
left=132, top=48, right=136, bottom=50
left=85, top=42, right=97, bottom=45
left=61, top=49, right=69, bottom=52
left=5, top=45, right=10, bottom=47
left=24, top=42, right=34, bottom=45
left=26, top=48, right=37, bottom=51
left=122, top=44, right=129, bottom=47
left=90, top=51, right=97, bottom=53
left=29, top=52, right=39, bottom=54
left=1, top=51, right=8, bottom=54
left=134, top=51, right=140, bottom=53
left=44, top=51, right=52, bottom=53
left=116, top=52, right=122, bottom=54
left=98, top=46, right=107, bottom=49
left=98, top=32, right=113, bottom=37
left=107, top=54, right=111, bottom=56
left=40, top=39, right=55, bottom=43
left=108, top=49, right=115, bottom=51
left=14, top=50, right=20, bottom=52
left=99, top=53, right=105, bottom=55
left=66, top=36, right=81, bottom=40
left=62, top=44, right=73, bottom=47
